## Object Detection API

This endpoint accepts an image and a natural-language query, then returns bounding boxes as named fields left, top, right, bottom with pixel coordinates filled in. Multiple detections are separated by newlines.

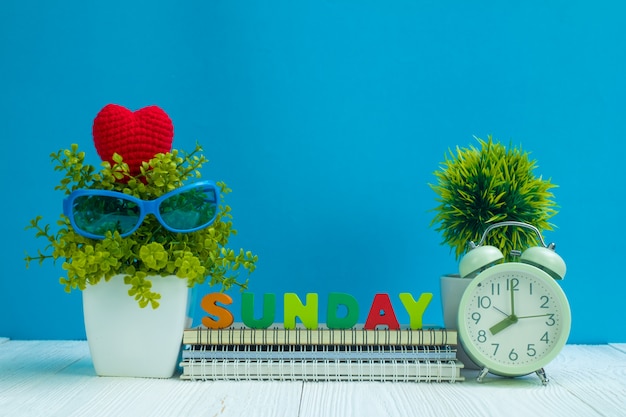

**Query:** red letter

left=363, top=293, right=400, bottom=330
left=201, top=293, right=234, bottom=329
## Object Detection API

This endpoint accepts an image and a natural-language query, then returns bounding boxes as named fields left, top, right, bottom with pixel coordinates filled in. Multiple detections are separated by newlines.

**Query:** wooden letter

left=399, top=292, right=433, bottom=329
left=363, top=293, right=400, bottom=330
left=284, top=293, right=319, bottom=329
left=326, top=292, right=359, bottom=329
left=241, top=292, right=276, bottom=329
left=200, top=292, right=234, bottom=329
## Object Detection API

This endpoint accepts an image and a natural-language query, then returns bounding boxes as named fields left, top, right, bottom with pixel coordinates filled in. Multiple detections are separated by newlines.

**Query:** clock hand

left=492, top=305, right=508, bottom=316
left=516, top=313, right=552, bottom=319
left=489, top=315, right=518, bottom=335
left=510, top=280, right=515, bottom=316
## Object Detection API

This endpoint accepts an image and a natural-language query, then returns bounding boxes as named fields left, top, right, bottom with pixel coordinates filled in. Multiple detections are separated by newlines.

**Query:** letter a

left=363, top=293, right=400, bottom=330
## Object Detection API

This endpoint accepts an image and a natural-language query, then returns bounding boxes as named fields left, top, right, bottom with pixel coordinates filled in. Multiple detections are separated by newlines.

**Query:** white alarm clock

left=457, top=221, right=571, bottom=384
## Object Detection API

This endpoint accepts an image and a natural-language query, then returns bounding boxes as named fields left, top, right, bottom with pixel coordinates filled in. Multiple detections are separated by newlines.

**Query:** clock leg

left=535, top=368, right=549, bottom=385
left=476, top=367, right=490, bottom=383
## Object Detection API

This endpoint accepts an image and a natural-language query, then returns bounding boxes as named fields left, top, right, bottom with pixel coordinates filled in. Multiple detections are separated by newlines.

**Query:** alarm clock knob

left=520, top=246, right=567, bottom=280
left=459, top=245, right=504, bottom=278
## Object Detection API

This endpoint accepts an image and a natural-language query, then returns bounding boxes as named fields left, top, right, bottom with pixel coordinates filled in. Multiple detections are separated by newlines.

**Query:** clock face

left=458, top=262, right=571, bottom=377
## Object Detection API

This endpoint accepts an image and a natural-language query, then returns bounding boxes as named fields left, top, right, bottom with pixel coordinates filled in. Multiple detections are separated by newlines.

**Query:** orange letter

left=201, top=293, right=234, bottom=329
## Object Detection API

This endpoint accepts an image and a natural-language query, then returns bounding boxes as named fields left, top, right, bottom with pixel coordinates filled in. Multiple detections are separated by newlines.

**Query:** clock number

left=529, top=282, right=533, bottom=295
left=540, top=296, right=550, bottom=309
left=540, top=331, right=550, bottom=344
left=491, top=343, right=500, bottom=356
left=509, top=349, right=519, bottom=361
left=507, top=278, right=519, bottom=291
left=478, top=296, right=492, bottom=309
left=477, top=330, right=487, bottom=343
left=545, top=314, right=555, bottom=326
left=471, top=312, right=481, bottom=324
left=491, top=283, right=500, bottom=295
left=527, top=344, right=537, bottom=357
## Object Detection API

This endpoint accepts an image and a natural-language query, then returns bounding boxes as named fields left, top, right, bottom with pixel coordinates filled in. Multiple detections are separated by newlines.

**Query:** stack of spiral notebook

left=179, top=325, right=464, bottom=382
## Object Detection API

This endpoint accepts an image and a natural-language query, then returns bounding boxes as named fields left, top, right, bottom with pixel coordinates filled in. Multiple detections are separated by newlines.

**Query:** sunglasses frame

left=63, top=180, right=220, bottom=240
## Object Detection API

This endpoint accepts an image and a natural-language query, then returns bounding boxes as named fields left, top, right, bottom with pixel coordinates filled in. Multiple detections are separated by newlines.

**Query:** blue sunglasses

left=63, top=181, right=219, bottom=239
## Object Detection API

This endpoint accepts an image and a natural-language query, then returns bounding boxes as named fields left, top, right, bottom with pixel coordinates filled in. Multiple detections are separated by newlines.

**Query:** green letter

left=326, top=292, right=359, bottom=329
left=241, top=293, right=276, bottom=329
left=399, top=292, right=433, bottom=329
left=284, top=293, right=319, bottom=329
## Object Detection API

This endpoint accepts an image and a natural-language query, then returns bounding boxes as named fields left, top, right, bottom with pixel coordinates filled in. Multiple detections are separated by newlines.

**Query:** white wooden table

left=1, top=338, right=624, bottom=417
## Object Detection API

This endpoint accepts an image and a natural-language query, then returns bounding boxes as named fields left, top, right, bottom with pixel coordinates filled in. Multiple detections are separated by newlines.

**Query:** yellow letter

left=398, top=292, right=432, bottom=329
left=284, top=293, right=318, bottom=329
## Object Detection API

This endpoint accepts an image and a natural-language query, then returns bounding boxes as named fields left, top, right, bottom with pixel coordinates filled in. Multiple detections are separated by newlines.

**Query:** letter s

left=200, top=293, right=234, bottom=329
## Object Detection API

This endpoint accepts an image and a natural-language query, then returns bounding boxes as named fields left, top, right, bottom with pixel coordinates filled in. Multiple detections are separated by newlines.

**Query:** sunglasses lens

left=159, top=185, right=218, bottom=231
left=72, top=195, right=141, bottom=237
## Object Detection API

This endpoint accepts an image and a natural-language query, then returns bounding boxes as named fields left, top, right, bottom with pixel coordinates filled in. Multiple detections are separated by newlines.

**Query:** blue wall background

left=1, top=1, right=624, bottom=343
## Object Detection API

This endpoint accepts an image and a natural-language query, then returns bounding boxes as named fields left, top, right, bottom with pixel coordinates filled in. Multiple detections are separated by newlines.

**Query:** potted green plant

left=429, top=135, right=557, bottom=366
left=25, top=104, right=257, bottom=378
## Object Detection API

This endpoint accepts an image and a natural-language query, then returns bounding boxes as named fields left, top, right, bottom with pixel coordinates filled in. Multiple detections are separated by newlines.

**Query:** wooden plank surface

left=300, top=367, right=601, bottom=417
left=1, top=341, right=625, bottom=417
left=610, top=343, right=626, bottom=354
left=0, top=341, right=302, bottom=417
left=546, top=344, right=626, bottom=417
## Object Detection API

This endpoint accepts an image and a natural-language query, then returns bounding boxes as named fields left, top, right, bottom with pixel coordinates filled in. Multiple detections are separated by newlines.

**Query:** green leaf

left=429, top=135, right=557, bottom=260
left=25, top=143, right=258, bottom=308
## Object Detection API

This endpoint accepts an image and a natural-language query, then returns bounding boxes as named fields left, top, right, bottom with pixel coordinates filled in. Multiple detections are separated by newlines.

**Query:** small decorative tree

left=25, top=104, right=257, bottom=308
left=430, top=135, right=558, bottom=261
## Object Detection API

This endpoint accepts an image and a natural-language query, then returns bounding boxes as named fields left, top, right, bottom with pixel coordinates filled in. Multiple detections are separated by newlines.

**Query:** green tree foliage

left=430, top=136, right=557, bottom=261
left=25, top=144, right=257, bottom=309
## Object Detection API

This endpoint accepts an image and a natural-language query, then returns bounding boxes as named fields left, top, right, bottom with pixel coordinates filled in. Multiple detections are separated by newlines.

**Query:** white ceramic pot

left=440, top=273, right=480, bottom=370
left=440, top=274, right=469, bottom=329
left=83, top=274, right=189, bottom=378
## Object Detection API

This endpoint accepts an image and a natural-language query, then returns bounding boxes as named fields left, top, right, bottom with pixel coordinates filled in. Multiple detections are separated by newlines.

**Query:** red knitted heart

left=92, top=104, right=174, bottom=177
